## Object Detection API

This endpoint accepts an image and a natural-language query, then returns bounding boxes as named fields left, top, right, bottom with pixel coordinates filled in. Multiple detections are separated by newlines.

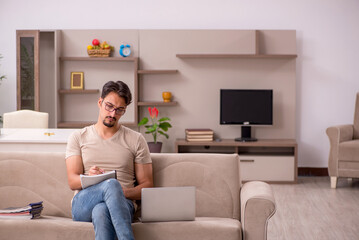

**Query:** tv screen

left=220, top=89, right=273, bottom=125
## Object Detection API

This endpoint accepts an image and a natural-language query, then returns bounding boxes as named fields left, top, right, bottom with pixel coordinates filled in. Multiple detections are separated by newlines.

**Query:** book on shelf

left=186, top=138, right=214, bottom=142
left=185, top=128, right=214, bottom=135
left=186, top=134, right=214, bottom=139
left=185, top=128, right=214, bottom=142
left=0, top=201, right=43, bottom=219
left=80, top=170, right=117, bottom=189
left=186, top=137, right=213, bottom=141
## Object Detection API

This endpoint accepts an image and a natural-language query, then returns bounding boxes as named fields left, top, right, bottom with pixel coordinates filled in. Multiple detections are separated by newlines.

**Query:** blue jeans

left=72, top=179, right=135, bottom=240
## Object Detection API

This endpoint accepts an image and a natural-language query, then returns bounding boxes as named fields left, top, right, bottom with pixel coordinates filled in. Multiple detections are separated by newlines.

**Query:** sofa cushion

left=1, top=216, right=241, bottom=240
left=339, top=140, right=359, bottom=161
left=132, top=217, right=241, bottom=240
left=0, top=216, right=94, bottom=240
left=150, top=153, right=240, bottom=220
left=0, top=152, right=73, bottom=217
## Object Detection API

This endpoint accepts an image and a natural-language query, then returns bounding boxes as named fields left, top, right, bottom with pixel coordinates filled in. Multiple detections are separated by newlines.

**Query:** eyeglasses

left=103, top=101, right=126, bottom=115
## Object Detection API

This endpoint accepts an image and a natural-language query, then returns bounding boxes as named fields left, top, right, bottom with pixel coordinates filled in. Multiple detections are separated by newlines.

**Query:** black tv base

left=235, top=126, right=257, bottom=142
left=235, top=137, right=257, bottom=142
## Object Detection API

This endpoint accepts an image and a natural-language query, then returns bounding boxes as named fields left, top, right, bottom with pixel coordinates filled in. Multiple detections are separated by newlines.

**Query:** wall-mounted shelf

left=138, top=101, right=178, bottom=106
left=176, top=30, right=297, bottom=60
left=137, top=70, right=178, bottom=74
left=60, top=57, right=138, bottom=62
left=58, top=89, right=99, bottom=94
left=176, top=54, right=297, bottom=59
left=57, top=121, right=138, bottom=129
left=57, top=121, right=95, bottom=128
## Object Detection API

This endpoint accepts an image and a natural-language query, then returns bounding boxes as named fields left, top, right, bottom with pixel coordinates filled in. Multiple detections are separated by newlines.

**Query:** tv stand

left=175, top=138, right=297, bottom=183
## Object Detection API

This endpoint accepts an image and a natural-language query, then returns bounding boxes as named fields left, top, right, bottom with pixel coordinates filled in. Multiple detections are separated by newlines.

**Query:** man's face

left=98, top=92, right=127, bottom=128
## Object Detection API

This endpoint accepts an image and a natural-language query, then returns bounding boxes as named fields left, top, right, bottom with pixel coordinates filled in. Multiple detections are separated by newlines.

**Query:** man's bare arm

left=65, top=155, right=84, bottom=191
left=123, top=163, right=153, bottom=200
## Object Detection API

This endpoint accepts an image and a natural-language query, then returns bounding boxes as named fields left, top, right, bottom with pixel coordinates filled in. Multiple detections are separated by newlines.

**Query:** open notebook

left=80, top=170, right=117, bottom=189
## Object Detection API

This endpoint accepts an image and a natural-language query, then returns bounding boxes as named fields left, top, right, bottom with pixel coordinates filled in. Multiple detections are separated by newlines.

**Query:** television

left=220, top=89, right=273, bottom=142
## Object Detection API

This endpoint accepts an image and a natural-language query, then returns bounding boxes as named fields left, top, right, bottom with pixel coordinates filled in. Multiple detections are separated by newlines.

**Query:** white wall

left=1, top=0, right=359, bottom=168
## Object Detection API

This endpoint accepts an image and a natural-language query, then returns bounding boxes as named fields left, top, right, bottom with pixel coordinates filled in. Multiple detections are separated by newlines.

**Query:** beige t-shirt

left=66, top=125, right=152, bottom=190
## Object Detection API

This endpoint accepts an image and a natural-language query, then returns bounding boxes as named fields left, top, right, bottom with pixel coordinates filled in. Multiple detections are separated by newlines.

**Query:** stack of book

left=0, top=201, right=43, bottom=219
left=185, top=128, right=214, bottom=142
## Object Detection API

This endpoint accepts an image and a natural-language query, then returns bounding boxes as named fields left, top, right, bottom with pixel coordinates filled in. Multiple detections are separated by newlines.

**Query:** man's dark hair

left=101, top=81, right=132, bottom=105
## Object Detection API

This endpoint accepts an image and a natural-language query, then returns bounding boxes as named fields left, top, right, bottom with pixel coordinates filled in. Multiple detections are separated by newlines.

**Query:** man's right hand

left=89, top=165, right=105, bottom=176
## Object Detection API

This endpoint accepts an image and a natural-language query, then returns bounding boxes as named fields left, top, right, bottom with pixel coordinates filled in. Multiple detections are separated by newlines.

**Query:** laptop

left=141, top=186, right=196, bottom=222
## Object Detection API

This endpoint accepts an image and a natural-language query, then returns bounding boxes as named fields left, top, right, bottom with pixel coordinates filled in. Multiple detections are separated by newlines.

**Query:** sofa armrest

left=240, top=181, right=276, bottom=240
left=326, top=125, right=353, bottom=176
left=326, top=124, right=354, bottom=144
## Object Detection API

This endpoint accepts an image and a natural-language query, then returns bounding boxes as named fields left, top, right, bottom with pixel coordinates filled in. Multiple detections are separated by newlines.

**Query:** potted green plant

left=138, top=107, right=172, bottom=153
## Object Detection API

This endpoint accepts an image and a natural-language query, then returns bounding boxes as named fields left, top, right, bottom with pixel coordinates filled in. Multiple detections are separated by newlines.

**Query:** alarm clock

left=119, top=44, right=131, bottom=57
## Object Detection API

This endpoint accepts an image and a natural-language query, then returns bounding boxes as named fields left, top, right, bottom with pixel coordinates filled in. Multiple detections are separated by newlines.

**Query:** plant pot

left=162, top=91, right=172, bottom=102
left=148, top=142, right=162, bottom=153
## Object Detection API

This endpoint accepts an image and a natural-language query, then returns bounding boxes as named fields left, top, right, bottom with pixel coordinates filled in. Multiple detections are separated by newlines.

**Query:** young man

left=65, top=81, right=153, bottom=240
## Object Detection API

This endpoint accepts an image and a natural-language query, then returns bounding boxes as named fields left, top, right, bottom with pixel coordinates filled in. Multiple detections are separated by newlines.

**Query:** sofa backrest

left=0, top=152, right=241, bottom=220
left=150, top=153, right=240, bottom=220
left=0, top=151, right=73, bottom=218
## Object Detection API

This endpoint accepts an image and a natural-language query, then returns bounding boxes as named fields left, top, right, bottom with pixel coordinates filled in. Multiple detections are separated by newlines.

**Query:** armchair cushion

left=338, top=140, right=359, bottom=161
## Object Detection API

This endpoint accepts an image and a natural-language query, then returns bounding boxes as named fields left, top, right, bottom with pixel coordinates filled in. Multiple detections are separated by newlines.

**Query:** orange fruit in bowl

left=87, top=45, right=93, bottom=50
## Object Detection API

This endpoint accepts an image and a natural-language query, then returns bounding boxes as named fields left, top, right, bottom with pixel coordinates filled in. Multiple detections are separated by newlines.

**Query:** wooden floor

left=267, top=177, right=359, bottom=240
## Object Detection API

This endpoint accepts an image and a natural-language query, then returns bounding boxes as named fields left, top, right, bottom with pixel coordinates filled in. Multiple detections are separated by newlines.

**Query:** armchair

left=326, top=93, right=359, bottom=188
left=3, top=110, right=49, bottom=128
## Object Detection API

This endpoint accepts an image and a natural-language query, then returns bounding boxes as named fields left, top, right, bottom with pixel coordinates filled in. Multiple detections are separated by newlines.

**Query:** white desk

left=0, top=128, right=78, bottom=152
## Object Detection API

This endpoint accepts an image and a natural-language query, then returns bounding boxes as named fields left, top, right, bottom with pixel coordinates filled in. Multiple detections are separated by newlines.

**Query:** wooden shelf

left=57, top=121, right=137, bottom=128
left=138, top=101, right=178, bottom=106
left=57, top=121, right=96, bottom=128
left=175, top=138, right=297, bottom=147
left=176, top=54, right=297, bottom=59
left=58, top=89, right=99, bottom=94
left=137, top=70, right=178, bottom=74
left=60, top=57, right=138, bottom=62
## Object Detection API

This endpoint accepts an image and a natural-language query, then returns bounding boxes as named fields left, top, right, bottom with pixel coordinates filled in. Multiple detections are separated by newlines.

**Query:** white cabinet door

left=239, top=155, right=295, bottom=182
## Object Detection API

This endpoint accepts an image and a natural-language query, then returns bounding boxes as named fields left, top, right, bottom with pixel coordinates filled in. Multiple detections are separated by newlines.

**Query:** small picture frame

left=71, top=72, right=84, bottom=89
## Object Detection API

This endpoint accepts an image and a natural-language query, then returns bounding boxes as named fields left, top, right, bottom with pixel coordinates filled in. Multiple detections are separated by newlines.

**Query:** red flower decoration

left=148, top=107, right=159, bottom=119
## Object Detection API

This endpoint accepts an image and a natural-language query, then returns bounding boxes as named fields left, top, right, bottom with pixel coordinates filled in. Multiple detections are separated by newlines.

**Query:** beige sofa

left=0, top=151, right=276, bottom=240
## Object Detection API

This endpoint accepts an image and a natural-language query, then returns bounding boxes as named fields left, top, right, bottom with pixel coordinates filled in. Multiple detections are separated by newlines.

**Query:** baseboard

left=298, top=167, right=328, bottom=176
